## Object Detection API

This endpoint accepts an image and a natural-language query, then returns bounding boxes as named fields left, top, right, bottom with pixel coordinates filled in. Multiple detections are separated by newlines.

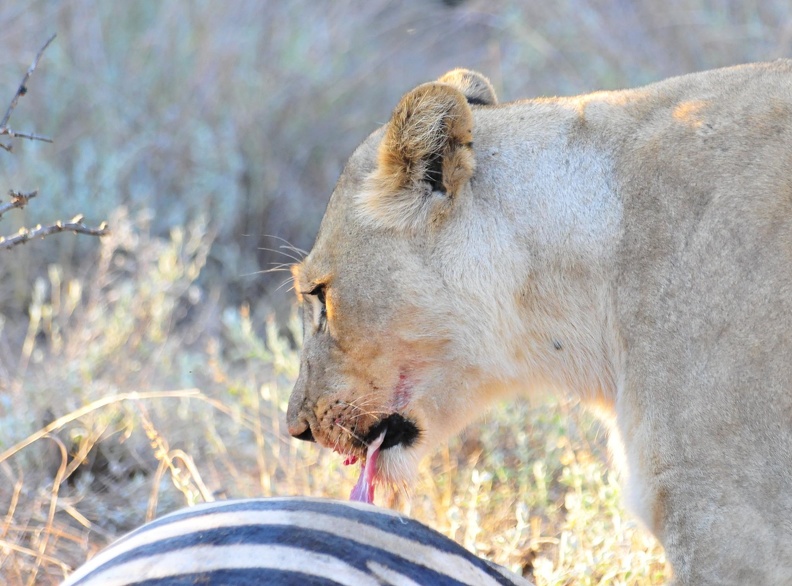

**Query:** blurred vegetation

left=2, top=0, right=789, bottom=315
left=0, top=0, right=789, bottom=584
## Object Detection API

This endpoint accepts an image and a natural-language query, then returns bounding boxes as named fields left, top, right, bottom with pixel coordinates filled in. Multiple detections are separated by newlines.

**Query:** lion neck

left=440, top=100, right=624, bottom=409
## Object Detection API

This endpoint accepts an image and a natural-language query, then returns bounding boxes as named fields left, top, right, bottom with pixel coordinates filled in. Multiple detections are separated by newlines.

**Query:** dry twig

left=0, top=190, right=37, bottom=219
left=29, top=434, right=68, bottom=586
left=0, top=33, right=56, bottom=142
left=0, top=216, right=110, bottom=251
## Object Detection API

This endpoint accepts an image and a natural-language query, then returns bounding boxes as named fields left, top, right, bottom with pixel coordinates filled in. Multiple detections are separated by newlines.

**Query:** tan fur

left=357, top=82, right=475, bottom=231
left=288, top=62, right=792, bottom=585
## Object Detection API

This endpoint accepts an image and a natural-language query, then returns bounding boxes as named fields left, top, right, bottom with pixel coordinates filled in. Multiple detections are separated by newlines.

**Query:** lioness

left=287, top=62, right=792, bottom=584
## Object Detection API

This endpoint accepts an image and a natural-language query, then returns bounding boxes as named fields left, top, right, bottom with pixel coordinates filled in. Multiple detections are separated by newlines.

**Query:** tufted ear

left=437, top=69, right=497, bottom=106
left=357, top=82, right=475, bottom=232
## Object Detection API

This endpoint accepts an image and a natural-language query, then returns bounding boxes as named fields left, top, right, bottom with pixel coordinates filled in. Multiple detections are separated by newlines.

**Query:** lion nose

left=288, top=419, right=316, bottom=443
left=287, top=368, right=316, bottom=442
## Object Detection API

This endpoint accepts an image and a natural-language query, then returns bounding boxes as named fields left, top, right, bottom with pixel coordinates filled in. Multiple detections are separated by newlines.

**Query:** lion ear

left=358, top=82, right=475, bottom=231
left=437, top=69, right=497, bottom=106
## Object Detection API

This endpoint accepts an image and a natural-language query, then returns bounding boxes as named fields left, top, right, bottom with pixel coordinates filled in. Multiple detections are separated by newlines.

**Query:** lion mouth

left=348, top=413, right=420, bottom=504
left=361, top=413, right=420, bottom=450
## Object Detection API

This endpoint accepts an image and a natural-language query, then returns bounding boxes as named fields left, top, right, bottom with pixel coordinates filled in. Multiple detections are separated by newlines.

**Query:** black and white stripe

left=62, top=497, right=532, bottom=586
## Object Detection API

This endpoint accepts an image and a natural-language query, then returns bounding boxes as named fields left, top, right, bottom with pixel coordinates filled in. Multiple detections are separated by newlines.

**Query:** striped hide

left=62, top=497, right=533, bottom=586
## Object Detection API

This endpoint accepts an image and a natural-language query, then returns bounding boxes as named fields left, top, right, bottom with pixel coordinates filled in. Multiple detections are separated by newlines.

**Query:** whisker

left=257, top=246, right=303, bottom=263
left=339, top=399, right=378, bottom=411
left=269, top=261, right=297, bottom=269
left=346, top=393, right=380, bottom=405
left=241, top=265, right=294, bottom=278
left=347, top=412, right=390, bottom=424
left=335, top=423, right=367, bottom=445
left=343, top=405, right=391, bottom=418
left=262, top=234, right=308, bottom=258
left=345, top=396, right=383, bottom=410
left=275, top=276, right=296, bottom=293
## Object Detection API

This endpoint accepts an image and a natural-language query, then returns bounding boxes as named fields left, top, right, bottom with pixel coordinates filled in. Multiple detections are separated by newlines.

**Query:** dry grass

left=0, top=213, right=668, bottom=585
left=2, top=1, right=789, bottom=584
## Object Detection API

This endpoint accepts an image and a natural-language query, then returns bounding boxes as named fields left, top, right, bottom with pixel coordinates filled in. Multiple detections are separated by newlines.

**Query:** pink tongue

left=349, top=430, right=386, bottom=504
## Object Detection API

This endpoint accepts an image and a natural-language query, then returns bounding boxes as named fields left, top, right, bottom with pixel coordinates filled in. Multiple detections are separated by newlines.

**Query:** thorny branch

left=2, top=35, right=109, bottom=250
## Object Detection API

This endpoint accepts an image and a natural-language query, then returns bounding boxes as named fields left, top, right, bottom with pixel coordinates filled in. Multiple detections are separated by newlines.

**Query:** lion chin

left=375, top=443, right=422, bottom=492
left=347, top=433, right=423, bottom=504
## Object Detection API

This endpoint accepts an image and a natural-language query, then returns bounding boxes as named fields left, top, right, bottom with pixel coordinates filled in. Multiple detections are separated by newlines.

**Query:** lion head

left=286, top=70, right=515, bottom=494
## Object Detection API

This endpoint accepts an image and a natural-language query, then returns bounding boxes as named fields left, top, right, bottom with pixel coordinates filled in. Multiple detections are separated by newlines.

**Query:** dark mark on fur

left=362, top=413, right=421, bottom=450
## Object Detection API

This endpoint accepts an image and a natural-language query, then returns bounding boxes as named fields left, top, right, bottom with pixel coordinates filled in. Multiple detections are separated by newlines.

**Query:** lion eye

left=309, top=284, right=326, bottom=306
left=306, top=284, right=327, bottom=328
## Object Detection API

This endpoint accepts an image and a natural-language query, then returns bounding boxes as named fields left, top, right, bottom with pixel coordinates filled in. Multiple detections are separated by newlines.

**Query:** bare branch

left=0, top=35, right=109, bottom=251
left=0, top=128, right=52, bottom=143
left=0, top=33, right=56, bottom=130
left=0, top=216, right=109, bottom=251
left=0, top=190, right=38, bottom=219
